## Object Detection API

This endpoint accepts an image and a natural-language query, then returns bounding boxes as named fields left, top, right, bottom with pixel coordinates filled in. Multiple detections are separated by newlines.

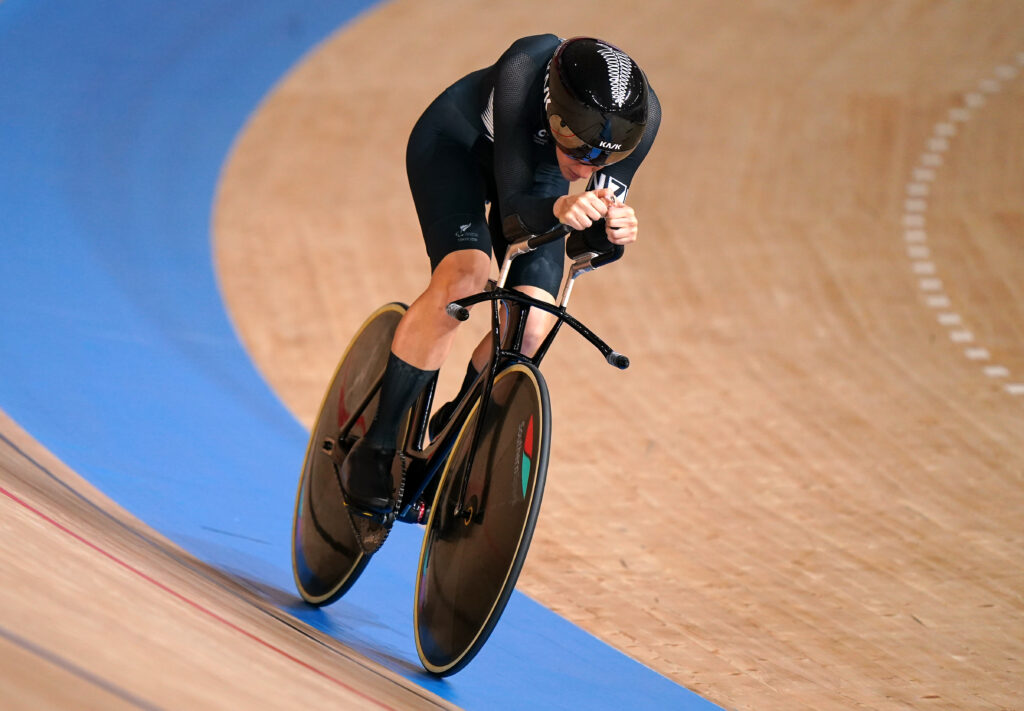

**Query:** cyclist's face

left=555, top=146, right=601, bottom=183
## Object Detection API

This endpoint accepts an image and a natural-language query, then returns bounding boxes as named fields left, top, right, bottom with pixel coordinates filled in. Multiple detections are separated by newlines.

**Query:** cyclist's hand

left=554, top=188, right=616, bottom=231
left=605, top=202, right=638, bottom=245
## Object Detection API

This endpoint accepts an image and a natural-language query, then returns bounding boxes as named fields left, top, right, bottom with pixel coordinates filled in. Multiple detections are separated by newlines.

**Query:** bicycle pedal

left=338, top=447, right=409, bottom=554
left=344, top=501, right=394, bottom=525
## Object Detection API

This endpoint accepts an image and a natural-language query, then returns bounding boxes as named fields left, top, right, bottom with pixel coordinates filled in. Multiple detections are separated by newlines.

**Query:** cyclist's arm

left=491, top=35, right=564, bottom=237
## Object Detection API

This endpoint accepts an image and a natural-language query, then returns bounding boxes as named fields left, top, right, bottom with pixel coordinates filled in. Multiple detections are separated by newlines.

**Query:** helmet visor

left=548, top=114, right=635, bottom=166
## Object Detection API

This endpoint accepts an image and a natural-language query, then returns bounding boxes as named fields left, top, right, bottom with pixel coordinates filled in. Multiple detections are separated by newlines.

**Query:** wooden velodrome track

left=3, top=1, right=1022, bottom=709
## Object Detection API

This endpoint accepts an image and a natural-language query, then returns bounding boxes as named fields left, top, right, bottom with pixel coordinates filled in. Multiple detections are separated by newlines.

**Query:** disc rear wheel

left=291, top=303, right=405, bottom=605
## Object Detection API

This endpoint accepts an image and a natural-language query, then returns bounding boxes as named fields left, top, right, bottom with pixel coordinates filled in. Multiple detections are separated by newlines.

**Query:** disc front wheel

left=414, top=362, right=551, bottom=675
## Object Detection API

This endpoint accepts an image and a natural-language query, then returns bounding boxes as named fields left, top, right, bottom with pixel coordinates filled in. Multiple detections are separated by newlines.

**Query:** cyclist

left=341, top=35, right=661, bottom=514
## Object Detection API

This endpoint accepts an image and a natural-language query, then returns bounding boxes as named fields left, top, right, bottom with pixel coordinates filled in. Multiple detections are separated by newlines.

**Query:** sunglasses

left=548, top=114, right=635, bottom=166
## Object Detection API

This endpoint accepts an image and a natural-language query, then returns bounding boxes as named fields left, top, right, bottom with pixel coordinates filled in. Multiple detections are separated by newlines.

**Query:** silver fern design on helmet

left=596, top=44, right=633, bottom=106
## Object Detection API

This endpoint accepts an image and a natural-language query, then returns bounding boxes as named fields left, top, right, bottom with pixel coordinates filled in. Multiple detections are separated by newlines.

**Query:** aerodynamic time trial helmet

left=545, top=37, right=649, bottom=167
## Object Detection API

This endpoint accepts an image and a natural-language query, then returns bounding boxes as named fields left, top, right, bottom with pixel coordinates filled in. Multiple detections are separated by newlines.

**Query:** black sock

left=364, top=353, right=437, bottom=449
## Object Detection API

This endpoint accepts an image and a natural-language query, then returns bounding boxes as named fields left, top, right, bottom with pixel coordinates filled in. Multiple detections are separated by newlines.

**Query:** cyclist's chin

left=560, top=164, right=592, bottom=182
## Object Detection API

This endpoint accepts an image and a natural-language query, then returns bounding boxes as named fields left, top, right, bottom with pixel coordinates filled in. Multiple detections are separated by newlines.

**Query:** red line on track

left=0, top=484, right=395, bottom=711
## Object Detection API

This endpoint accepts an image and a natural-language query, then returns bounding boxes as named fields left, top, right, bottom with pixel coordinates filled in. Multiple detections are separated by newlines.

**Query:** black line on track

left=0, top=428, right=454, bottom=710
left=0, top=623, right=164, bottom=711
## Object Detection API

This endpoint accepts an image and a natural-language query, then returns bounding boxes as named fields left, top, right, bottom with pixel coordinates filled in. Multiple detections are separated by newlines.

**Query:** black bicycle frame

left=341, top=217, right=630, bottom=523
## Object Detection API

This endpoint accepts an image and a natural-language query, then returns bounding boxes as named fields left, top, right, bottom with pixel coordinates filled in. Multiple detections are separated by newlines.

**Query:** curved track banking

left=0, top=412, right=452, bottom=710
left=1, top=2, right=709, bottom=709
left=217, top=2, right=1024, bottom=710
left=1, top=1, right=1022, bottom=710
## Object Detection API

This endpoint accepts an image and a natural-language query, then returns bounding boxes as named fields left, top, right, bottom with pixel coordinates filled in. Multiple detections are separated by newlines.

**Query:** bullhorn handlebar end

left=446, top=303, right=470, bottom=321
left=607, top=351, right=630, bottom=369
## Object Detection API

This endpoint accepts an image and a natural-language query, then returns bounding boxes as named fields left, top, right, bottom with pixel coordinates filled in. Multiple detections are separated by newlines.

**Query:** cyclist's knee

left=521, top=314, right=555, bottom=356
left=515, top=285, right=557, bottom=356
left=428, top=250, right=490, bottom=305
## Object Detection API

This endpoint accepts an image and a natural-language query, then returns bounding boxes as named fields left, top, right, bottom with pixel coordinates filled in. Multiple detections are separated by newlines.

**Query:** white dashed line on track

left=964, top=92, right=985, bottom=108
left=948, top=107, right=971, bottom=122
left=994, top=64, right=1018, bottom=80
left=978, top=78, right=1001, bottom=93
left=904, top=54, right=1023, bottom=397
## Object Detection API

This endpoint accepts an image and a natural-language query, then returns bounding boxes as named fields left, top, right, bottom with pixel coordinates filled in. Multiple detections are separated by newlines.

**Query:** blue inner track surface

left=0, top=3, right=720, bottom=709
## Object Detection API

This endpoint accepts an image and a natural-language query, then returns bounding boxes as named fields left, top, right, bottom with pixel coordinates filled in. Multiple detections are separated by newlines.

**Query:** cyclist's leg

left=465, top=284, right=558, bottom=370
left=429, top=241, right=562, bottom=438
left=341, top=251, right=489, bottom=512
left=377, top=91, right=493, bottom=427
left=391, top=250, right=491, bottom=371
left=475, top=168, right=566, bottom=366
left=341, top=92, right=491, bottom=511
left=467, top=237, right=564, bottom=368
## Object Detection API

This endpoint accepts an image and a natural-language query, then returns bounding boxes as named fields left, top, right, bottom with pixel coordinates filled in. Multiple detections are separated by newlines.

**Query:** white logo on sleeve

left=481, top=90, right=495, bottom=142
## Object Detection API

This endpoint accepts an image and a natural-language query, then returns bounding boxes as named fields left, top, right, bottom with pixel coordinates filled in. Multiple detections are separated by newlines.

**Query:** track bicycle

left=291, top=215, right=629, bottom=676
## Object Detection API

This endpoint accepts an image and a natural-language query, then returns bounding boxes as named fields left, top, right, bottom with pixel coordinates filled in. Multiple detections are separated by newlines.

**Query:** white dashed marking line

left=948, top=108, right=971, bottom=122
left=994, top=64, right=1018, bottom=80
left=905, top=53, right=1022, bottom=398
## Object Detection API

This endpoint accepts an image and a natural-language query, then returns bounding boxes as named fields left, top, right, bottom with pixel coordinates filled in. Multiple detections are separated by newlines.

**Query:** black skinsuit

left=406, top=34, right=661, bottom=297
